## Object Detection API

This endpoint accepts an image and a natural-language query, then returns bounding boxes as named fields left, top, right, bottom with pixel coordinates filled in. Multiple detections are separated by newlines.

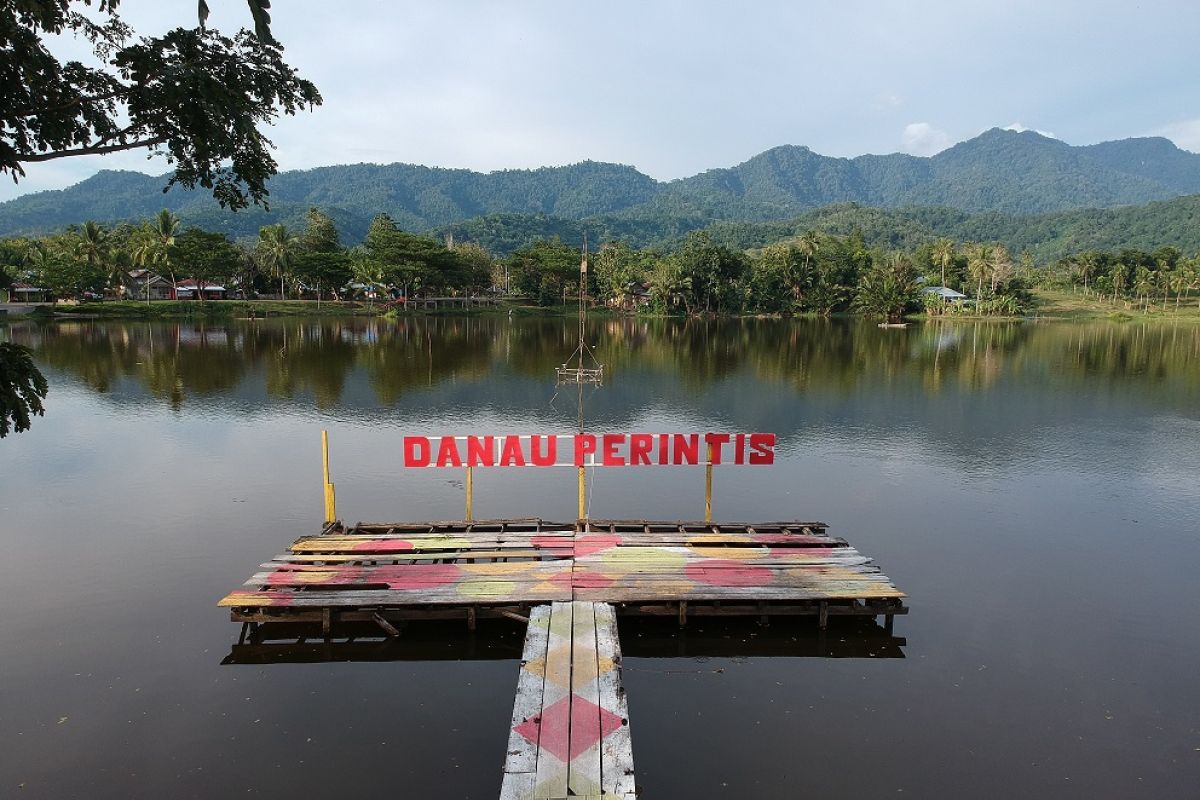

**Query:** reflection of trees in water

left=264, top=321, right=359, bottom=409
left=360, top=317, right=493, bottom=405
left=14, top=316, right=1200, bottom=413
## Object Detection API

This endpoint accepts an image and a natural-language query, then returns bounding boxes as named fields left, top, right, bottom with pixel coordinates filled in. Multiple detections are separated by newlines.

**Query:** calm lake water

left=2, top=315, right=1198, bottom=799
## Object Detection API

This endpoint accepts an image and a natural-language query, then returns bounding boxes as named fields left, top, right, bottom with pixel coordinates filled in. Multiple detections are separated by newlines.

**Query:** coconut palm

left=966, top=243, right=992, bottom=298
left=1111, top=262, right=1128, bottom=303
left=257, top=223, right=296, bottom=299
left=931, top=238, right=955, bottom=289
left=1134, top=266, right=1154, bottom=311
left=150, top=210, right=180, bottom=290
left=796, top=230, right=820, bottom=276
left=75, top=221, right=116, bottom=295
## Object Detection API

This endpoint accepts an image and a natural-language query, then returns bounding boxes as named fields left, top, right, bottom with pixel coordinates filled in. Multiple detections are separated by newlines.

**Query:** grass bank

left=1028, top=288, right=1200, bottom=321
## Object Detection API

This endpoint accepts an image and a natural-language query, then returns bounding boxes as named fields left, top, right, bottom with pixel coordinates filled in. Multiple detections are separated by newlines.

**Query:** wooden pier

left=501, top=602, right=634, bottom=799
left=220, top=518, right=907, bottom=797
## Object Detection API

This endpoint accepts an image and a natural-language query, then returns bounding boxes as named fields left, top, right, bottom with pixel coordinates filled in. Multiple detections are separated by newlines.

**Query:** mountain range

left=2, top=127, right=1199, bottom=256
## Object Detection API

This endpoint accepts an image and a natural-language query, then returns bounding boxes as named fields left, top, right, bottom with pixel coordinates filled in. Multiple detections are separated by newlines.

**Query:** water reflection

left=12, top=316, right=1200, bottom=420
left=222, top=617, right=905, bottom=665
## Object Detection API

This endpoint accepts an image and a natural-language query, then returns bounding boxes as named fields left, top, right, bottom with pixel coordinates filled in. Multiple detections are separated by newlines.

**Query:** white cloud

left=1149, top=118, right=1200, bottom=152
left=1003, top=123, right=1058, bottom=139
left=900, top=122, right=951, bottom=156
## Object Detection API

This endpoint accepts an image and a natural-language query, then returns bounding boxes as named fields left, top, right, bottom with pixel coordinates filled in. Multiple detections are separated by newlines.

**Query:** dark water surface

left=2, top=316, right=1198, bottom=799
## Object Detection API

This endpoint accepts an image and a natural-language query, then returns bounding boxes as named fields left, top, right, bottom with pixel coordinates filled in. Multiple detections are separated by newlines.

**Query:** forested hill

left=2, top=128, right=1200, bottom=244
left=434, top=195, right=1200, bottom=263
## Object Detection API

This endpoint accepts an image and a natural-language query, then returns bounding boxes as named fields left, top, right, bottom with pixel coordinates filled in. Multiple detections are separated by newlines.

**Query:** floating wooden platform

left=501, top=602, right=633, bottom=800
left=220, top=518, right=909, bottom=799
left=219, top=519, right=907, bottom=629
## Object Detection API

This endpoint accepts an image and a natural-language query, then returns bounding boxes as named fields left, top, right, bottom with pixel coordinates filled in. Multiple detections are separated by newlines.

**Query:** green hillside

left=3, top=129, right=1200, bottom=245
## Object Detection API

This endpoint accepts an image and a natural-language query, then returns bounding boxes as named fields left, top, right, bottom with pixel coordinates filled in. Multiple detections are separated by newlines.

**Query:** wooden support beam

left=372, top=612, right=400, bottom=638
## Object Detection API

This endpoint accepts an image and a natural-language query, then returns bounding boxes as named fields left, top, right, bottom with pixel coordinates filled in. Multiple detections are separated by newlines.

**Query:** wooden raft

left=218, top=519, right=907, bottom=627
left=501, top=602, right=634, bottom=800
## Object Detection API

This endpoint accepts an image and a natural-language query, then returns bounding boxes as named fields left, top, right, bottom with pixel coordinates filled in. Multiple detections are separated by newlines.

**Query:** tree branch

left=16, top=136, right=168, bottom=162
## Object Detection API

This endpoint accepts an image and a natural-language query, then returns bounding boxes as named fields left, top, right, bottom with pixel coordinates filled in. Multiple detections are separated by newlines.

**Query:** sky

left=4, top=0, right=1200, bottom=202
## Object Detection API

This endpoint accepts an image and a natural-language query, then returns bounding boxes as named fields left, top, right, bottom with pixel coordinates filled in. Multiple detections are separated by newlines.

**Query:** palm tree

left=75, top=221, right=116, bottom=295
left=966, top=243, right=992, bottom=298
left=150, top=210, right=180, bottom=292
left=796, top=230, right=820, bottom=276
left=1111, top=263, right=1128, bottom=304
left=931, top=238, right=955, bottom=288
left=1134, top=266, right=1154, bottom=312
left=1077, top=253, right=1097, bottom=294
left=257, top=224, right=296, bottom=299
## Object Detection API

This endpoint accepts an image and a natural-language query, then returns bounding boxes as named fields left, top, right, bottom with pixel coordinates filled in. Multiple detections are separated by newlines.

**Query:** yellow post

left=465, top=466, right=474, bottom=521
left=704, top=443, right=713, bottom=523
left=322, top=430, right=337, bottom=523
left=578, top=465, right=587, bottom=520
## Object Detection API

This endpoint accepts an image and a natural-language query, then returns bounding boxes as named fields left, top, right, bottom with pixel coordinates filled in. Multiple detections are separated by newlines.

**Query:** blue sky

left=4, top=0, right=1198, bottom=201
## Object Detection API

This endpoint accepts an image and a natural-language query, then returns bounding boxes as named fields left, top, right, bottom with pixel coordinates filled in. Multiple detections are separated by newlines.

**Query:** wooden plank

left=568, top=601, right=602, bottom=797
left=503, top=605, right=551, bottom=783
left=595, top=603, right=634, bottom=797
left=497, top=772, right=535, bottom=800
left=533, top=601, right=573, bottom=799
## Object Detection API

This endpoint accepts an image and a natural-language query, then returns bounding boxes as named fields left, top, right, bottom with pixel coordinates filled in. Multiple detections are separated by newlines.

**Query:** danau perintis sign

left=402, top=433, right=776, bottom=468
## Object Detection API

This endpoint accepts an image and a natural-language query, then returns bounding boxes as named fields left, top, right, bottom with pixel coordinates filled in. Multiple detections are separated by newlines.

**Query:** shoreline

left=16, top=288, right=1200, bottom=324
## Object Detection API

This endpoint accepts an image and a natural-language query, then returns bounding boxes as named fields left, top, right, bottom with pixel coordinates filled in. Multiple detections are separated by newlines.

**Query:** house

left=10, top=282, right=49, bottom=302
left=125, top=270, right=175, bottom=301
left=173, top=279, right=227, bottom=300
left=608, top=281, right=652, bottom=311
left=923, top=286, right=968, bottom=303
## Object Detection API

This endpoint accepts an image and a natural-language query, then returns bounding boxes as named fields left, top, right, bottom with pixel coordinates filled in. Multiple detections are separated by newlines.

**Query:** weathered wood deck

left=219, top=519, right=907, bottom=629
left=220, top=518, right=908, bottom=798
left=500, top=602, right=634, bottom=800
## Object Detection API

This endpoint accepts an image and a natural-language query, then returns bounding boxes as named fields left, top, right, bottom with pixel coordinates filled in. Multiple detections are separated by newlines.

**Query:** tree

left=966, top=243, right=993, bottom=298
left=1, top=1, right=310, bottom=438
left=171, top=228, right=239, bottom=299
left=1, top=0, right=320, bottom=209
left=300, top=207, right=341, bottom=254
left=988, top=245, right=1014, bottom=293
left=1134, top=266, right=1154, bottom=311
left=754, top=242, right=812, bottom=310
left=509, top=238, right=580, bottom=305
left=853, top=253, right=919, bottom=323
left=132, top=209, right=181, bottom=289
left=1111, top=262, right=1128, bottom=303
left=592, top=241, right=651, bottom=304
left=75, top=221, right=116, bottom=294
left=256, top=223, right=297, bottom=299
left=931, top=238, right=955, bottom=288
left=796, top=230, right=821, bottom=276
left=661, top=232, right=747, bottom=314
left=0, top=342, right=48, bottom=438
left=295, top=208, right=348, bottom=299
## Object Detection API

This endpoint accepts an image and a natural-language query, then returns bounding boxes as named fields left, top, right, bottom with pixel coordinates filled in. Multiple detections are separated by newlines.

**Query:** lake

left=2, top=315, right=1198, bottom=798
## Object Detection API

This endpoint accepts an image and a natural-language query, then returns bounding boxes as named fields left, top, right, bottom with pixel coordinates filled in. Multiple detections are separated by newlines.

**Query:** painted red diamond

left=512, top=695, right=625, bottom=763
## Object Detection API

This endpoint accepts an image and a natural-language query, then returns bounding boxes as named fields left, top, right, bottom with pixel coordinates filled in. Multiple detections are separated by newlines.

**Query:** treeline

left=5, top=209, right=1199, bottom=319
left=1047, top=247, right=1200, bottom=311
left=0, top=208, right=492, bottom=301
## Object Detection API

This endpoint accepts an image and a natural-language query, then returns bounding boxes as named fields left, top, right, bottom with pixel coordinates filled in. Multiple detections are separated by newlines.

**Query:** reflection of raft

left=878, top=322, right=908, bottom=328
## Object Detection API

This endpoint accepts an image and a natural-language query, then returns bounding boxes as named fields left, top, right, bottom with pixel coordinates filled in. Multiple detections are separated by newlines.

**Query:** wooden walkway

left=501, top=602, right=634, bottom=800
left=219, top=519, right=907, bottom=629
left=220, top=518, right=908, bottom=798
